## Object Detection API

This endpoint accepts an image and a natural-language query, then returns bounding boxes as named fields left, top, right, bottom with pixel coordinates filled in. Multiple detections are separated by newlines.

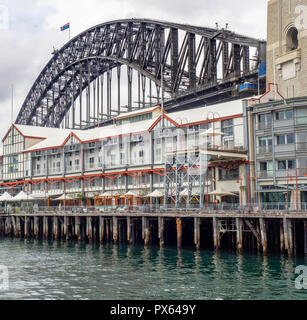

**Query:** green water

left=0, top=238, right=306, bottom=300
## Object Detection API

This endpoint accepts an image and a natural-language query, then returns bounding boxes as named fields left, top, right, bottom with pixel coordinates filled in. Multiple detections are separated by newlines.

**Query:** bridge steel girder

left=15, top=19, right=266, bottom=129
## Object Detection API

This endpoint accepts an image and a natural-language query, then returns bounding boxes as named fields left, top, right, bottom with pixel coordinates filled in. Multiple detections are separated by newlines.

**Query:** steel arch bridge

left=15, top=19, right=266, bottom=129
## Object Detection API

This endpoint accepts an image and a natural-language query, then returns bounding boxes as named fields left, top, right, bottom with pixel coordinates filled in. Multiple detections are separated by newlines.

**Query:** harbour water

left=0, top=238, right=306, bottom=300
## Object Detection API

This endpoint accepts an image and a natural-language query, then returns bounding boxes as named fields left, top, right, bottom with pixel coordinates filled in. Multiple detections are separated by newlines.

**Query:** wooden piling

left=99, top=217, right=105, bottom=244
left=75, top=217, right=81, bottom=241
left=280, top=219, right=284, bottom=253
left=304, top=220, right=307, bottom=256
left=288, top=219, right=293, bottom=256
left=54, top=217, right=59, bottom=240
left=86, top=217, right=92, bottom=242
left=63, top=216, right=67, bottom=240
left=43, top=216, right=48, bottom=239
left=113, top=217, right=118, bottom=244
left=194, top=217, right=201, bottom=251
left=259, top=218, right=267, bottom=254
left=213, top=217, right=220, bottom=250
left=283, top=218, right=289, bottom=255
left=11, top=217, right=17, bottom=237
left=236, top=218, right=243, bottom=253
left=158, top=217, right=165, bottom=248
left=176, top=218, right=182, bottom=250
left=127, top=217, right=134, bottom=245
left=34, top=217, right=39, bottom=239
left=24, top=216, right=28, bottom=238
left=143, top=217, right=150, bottom=247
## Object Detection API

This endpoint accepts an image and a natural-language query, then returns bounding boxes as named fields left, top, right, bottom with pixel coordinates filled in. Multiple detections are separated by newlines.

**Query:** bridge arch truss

left=15, top=19, right=266, bottom=129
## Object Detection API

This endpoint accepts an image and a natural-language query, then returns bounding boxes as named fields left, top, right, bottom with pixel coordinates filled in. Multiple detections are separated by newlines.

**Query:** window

left=297, top=108, right=307, bottom=125
left=277, top=160, right=287, bottom=170
left=276, top=133, right=295, bottom=145
left=89, top=157, right=95, bottom=169
left=259, top=161, right=273, bottom=176
left=89, top=142, right=96, bottom=148
left=139, top=150, right=144, bottom=158
left=90, top=149, right=95, bottom=154
left=257, top=113, right=272, bottom=130
left=35, top=151, right=41, bottom=156
left=277, top=160, right=296, bottom=170
left=75, top=151, right=80, bottom=156
left=286, top=27, right=298, bottom=51
left=258, top=136, right=272, bottom=153
left=276, top=110, right=293, bottom=121
left=221, top=119, right=234, bottom=136
left=219, top=168, right=239, bottom=181
left=287, top=133, right=295, bottom=144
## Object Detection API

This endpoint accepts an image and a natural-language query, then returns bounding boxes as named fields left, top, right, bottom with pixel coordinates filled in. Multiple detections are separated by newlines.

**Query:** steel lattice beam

left=15, top=19, right=266, bottom=128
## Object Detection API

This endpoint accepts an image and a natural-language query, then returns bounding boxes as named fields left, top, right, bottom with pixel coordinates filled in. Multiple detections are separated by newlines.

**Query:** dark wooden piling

left=24, top=216, right=29, bottom=238
left=99, top=217, right=105, bottom=244
left=236, top=218, right=243, bottom=253
left=113, top=217, right=118, bottom=244
left=158, top=217, right=165, bottom=248
left=194, top=217, right=201, bottom=250
left=127, top=217, right=134, bottom=245
left=288, top=219, right=294, bottom=255
left=280, top=220, right=284, bottom=253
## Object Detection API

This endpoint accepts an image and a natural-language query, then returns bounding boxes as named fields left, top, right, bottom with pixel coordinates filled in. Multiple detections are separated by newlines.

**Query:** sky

left=0, top=0, right=268, bottom=149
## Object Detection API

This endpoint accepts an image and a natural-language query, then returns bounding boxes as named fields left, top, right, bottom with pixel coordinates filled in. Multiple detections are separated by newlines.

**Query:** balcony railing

left=257, top=146, right=273, bottom=154
left=258, top=171, right=273, bottom=179
left=7, top=202, right=307, bottom=214
left=256, top=122, right=272, bottom=131
left=66, top=166, right=80, bottom=173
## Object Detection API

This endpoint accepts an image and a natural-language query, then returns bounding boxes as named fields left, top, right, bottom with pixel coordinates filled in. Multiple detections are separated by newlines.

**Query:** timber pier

left=1, top=210, right=307, bottom=256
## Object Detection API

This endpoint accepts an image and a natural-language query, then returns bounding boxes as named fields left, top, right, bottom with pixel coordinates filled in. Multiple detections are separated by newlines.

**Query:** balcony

left=256, top=122, right=272, bottom=131
left=66, top=166, right=80, bottom=173
left=296, top=142, right=307, bottom=151
left=49, top=168, right=62, bottom=175
left=257, top=146, right=273, bottom=154
left=258, top=171, right=273, bottom=179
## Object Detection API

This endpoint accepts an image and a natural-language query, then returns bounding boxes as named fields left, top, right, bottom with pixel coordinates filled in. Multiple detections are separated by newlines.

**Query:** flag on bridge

left=60, top=23, right=70, bottom=31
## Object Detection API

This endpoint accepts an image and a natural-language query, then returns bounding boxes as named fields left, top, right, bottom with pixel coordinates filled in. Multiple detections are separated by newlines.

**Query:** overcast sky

left=0, top=0, right=268, bottom=149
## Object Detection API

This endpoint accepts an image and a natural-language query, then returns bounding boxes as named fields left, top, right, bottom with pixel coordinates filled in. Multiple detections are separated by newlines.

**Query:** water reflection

left=0, top=239, right=306, bottom=300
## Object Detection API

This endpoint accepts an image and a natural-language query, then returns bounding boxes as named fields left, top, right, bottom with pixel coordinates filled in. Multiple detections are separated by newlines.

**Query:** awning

left=11, top=191, right=34, bottom=202
left=209, top=188, right=238, bottom=197
left=0, top=192, right=13, bottom=202
left=54, top=194, right=75, bottom=201
left=124, top=190, right=139, bottom=197
left=144, top=190, right=164, bottom=198
left=98, top=192, right=112, bottom=198
left=180, top=189, right=200, bottom=197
